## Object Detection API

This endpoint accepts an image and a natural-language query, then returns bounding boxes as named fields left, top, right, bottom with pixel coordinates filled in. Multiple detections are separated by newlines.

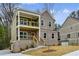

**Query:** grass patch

left=23, top=46, right=79, bottom=56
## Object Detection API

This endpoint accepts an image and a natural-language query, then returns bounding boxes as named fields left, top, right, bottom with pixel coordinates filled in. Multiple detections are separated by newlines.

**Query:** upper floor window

left=20, top=20, right=24, bottom=25
left=67, top=34, right=70, bottom=38
left=44, top=33, right=46, bottom=38
left=52, top=33, right=54, bottom=38
left=49, top=22, right=51, bottom=27
left=41, top=20, right=44, bottom=26
left=20, top=20, right=28, bottom=25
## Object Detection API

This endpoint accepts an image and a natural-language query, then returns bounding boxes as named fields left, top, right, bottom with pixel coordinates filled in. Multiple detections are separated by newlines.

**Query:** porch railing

left=16, top=20, right=39, bottom=27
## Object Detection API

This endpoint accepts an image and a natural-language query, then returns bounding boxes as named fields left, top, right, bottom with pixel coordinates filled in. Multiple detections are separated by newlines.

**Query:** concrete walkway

left=0, top=46, right=46, bottom=56
left=3, top=53, right=26, bottom=56
left=63, top=50, right=79, bottom=56
left=22, top=46, right=46, bottom=53
left=0, top=50, right=26, bottom=56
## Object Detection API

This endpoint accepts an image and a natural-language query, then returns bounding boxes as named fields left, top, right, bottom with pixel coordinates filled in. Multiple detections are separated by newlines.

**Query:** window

left=24, top=21, right=28, bottom=25
left=20, top=32, right=23, bottom=35
left=67, top=34, right=70, bottom=38
left=20, top=31, right=28, bottom=40
left=20, top=20, right=28, bottom=25
left=20, top=20, right=24, bottom=25
left=41, top=20, right=44, bottom=26
left=52, top=33, right=54, bottom=38
left=44, top=33, right=46, bottom=38
left=24, top=21, right=27, bottom=25
left=49, top=22, right=51, bottom=27
left=20, top=36, right=23, bottom=38
left=24, top=36, right=27, bottom=38
left=24, top=32, right=27, bottom=35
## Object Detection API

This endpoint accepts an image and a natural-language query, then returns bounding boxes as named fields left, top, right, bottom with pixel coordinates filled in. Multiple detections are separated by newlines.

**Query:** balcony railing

left=16, top=20, right=39, bottom=27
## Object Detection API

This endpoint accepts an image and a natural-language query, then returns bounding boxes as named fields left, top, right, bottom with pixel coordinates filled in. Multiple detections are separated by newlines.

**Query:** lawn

left=22, top=46, right=79, bottom=56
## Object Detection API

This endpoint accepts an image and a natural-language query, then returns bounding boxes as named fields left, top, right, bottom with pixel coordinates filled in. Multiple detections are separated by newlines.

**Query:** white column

left=18, top=11, right=20, bottom=41
left=39, top=15, right=40, bottom=41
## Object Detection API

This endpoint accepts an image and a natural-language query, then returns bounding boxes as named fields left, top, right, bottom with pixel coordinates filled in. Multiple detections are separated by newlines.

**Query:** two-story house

left=11, top=9, right=58, bottom=52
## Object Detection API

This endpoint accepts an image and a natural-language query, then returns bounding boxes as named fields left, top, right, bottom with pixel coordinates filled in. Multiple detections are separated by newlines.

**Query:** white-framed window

left=44, top=33, right=46, bottom=38
left=20, top=31, right=28, bottom=40
left=24, top=21, right=28, bottom=25
left=20, top=19, right=28, bottom=25
left=52, top=33, right=54, bottom=38
left=49, top=22, right=51, bottom=27
left=20, top=20, right=24, bottom=25
left=41, top=20, right=44, bottom=26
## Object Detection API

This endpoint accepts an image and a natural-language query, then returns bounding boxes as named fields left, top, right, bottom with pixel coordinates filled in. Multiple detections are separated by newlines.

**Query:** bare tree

left=55, top=24, right=61, bottom=31
left=0, top=3, right=19, bottom=47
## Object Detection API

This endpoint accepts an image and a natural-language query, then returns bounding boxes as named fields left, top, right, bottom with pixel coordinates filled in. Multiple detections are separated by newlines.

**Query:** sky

left=19, top=3, right=79, bottom=25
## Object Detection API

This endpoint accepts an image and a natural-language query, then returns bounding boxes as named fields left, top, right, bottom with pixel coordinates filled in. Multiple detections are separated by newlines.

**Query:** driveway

left=0, top=50, right=26, bottom=56
left=63, top=50, right=79, bottom=56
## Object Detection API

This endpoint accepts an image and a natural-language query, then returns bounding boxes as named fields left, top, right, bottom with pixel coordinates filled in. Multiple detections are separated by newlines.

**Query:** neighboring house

left=11, top=9, right=58, bottom=52
left=59, top=17, right=79, bottom=45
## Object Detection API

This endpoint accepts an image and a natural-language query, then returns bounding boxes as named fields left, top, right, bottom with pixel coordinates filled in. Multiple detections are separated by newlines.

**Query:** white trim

left=17, top=25, right=39, bottom=29
left=18, top=11, right=20, bottom=41
left=40, top=28, right=54, bottom=31
left=20, top=31, right=28, bottom=40
left=19, top=11, right=39, bottom=17
left=39, top=15, right=40, bottom=41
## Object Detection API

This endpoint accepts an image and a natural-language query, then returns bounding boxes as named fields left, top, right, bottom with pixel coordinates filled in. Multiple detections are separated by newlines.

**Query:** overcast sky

left=19, top=3, right=79, bottom=25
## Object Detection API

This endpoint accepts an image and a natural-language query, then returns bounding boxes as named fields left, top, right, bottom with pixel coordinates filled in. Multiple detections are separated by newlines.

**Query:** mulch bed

left=43, top=49, right=56, bottom=53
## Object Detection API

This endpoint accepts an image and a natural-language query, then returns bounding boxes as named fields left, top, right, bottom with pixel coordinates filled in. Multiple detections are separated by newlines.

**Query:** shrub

left=0, top=25, right=10, bottom=50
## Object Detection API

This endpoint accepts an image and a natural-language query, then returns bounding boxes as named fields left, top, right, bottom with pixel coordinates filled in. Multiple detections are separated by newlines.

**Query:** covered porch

left=16, top=26, right=40, bottom=45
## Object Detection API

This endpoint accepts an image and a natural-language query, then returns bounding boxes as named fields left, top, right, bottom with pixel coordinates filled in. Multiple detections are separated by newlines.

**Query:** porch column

left=39, top=15, right=40, bottom=41
left=18, top=11, right=20, bottom=41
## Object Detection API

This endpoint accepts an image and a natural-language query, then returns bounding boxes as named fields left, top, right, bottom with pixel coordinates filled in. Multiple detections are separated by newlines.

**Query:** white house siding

left=40, top=10, right=58, bottom=45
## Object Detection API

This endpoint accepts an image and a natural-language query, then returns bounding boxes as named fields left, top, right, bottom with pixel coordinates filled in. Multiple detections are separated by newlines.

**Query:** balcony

left=16, top=16, right=39, bottom=29
left=20, top=20, right=39, bottom=27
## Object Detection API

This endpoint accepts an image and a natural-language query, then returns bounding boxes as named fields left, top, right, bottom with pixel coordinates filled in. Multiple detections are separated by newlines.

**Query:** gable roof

left=40, top=9, right=55, bottom=22
left=60, top=17, right=79, bottom=29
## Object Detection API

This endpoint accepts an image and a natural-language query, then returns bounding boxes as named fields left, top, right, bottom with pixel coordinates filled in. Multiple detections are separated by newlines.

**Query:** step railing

left=40, top=38, right=47, bottom=46
left=32, top=36, right=47, bottom=46
left=32, top=36, right=38, bottom=45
